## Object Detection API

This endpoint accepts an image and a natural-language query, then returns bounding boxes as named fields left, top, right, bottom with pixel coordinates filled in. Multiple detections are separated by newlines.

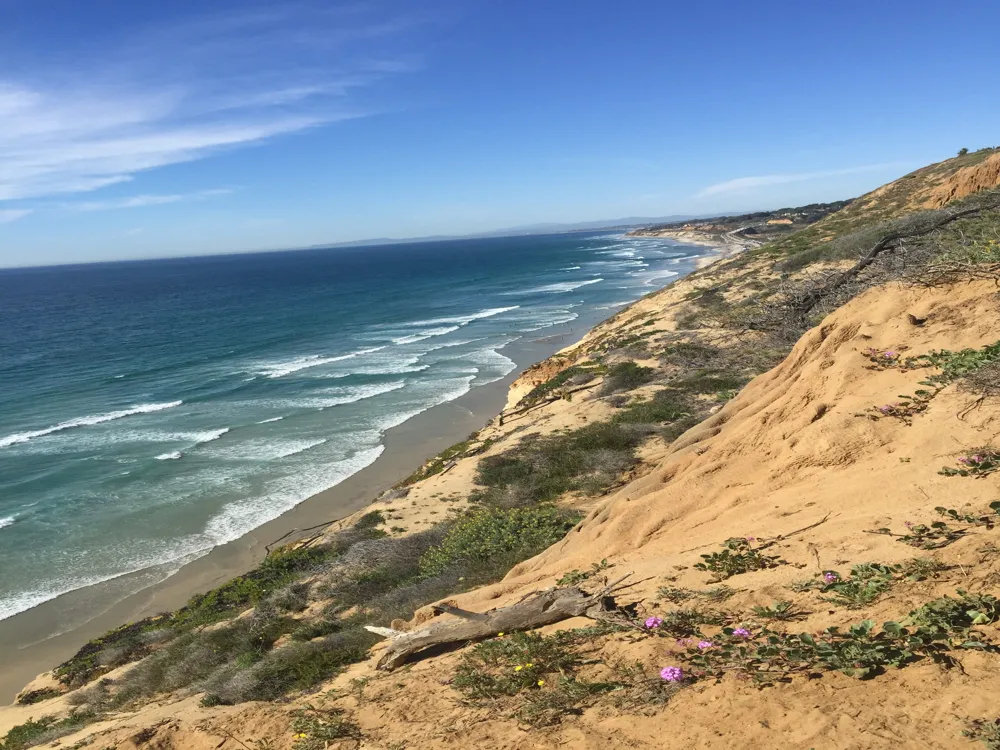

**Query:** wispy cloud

left=0, top=5, right=421, bottom=202
left=66, top=189, right=234, bottom=212
left=696, top=163, right=909, bottom=198
left=0, top=209, right=31, bottom=224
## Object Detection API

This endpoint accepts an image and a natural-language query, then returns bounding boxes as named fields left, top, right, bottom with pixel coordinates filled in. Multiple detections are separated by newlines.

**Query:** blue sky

left=0, top=0, right=997, bottom=266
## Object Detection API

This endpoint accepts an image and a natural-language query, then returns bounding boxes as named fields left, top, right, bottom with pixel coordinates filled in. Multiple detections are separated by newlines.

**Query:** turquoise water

left=0, top=232, right=707, bottom=621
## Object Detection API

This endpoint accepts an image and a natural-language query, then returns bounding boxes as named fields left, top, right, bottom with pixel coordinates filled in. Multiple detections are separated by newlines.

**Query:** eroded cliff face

left=920, top=152, right=1000, bottom=209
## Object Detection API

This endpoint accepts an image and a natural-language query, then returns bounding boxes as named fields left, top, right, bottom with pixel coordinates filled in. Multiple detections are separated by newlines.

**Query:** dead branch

left=503, top=380, right=604, bottom=422
left=375, top=577, right=632, bottom=670
left=432, top=603, right=488, bottom=621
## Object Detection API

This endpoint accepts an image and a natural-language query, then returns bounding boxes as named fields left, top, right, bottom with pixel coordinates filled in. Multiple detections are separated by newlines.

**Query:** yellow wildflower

left=497, top=632, right=504, bottom=636
left=514, top=665, right=523, bottom=672
left=537, top=680, right=545, bottom=687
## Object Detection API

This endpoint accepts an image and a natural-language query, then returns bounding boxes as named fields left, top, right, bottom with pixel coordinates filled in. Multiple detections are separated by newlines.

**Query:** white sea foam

left=290, top=380, right=407, bottom=409
left=156, top=451, right=183, bottom=461
left=257, top=416, right=284, bottom=424
left=202, top=444, right=386, bottom=546
left=255, top=346, right=386, bottom=378
left=560, top=266, right=582, bottom=271
left=208, top=438, right=329, bottom=461
left=0, top=547, right=209, bottom=623
left=189, top=428, right=230, bottom=445
left=419, top=337, right=484, bottom=354
left=0, top=516, right=15, bottom=530
left=399, top=306, right=519, bottom=328
left=467, top=347, right=517, bottom=384
left=503, top=278, right=603, bottom=295
left=0, top=401, right=184, bottom=449
left=596, top=299, right=638, bottom=310
left=631, top=269, right=679, bottom=286
left=391, top=325, right=460, bottom=345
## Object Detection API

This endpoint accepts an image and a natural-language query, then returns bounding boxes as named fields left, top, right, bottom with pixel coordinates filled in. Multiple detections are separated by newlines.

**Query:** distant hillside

left=766, top=147, right=1000, bottom=257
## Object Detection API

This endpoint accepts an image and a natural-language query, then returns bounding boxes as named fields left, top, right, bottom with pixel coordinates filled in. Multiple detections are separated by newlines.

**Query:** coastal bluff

left=4, top=149, right=1000, bottom=750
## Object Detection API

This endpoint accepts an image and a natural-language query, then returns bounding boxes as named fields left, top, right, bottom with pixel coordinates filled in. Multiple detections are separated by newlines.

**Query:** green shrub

left=54, top=615, right=173, bottom=688
left=601, top=361, right=655, bottom=395
left=200, top=629, right=377, bottom=704
left=419, top=506, right=578, bottom=578
left=354, top=510, right=386, bottom=530
left=14, top=689, right=62, bottom=706
left=472, top=422, right=641, bottom=507
left=110, top=607, right=291, bottom=705
left=171, top=543, right=339, bottom=629
left=519, top=363, right=605, bottom=406
left=291, top=618, right=343, bottom=641
left=0, top=711, right=96, bottom=750
left=611, top=389, right=691, bottom=425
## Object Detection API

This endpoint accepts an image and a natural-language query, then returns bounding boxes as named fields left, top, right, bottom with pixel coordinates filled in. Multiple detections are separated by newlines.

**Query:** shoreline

left=0, top=238, right=726, bottom=703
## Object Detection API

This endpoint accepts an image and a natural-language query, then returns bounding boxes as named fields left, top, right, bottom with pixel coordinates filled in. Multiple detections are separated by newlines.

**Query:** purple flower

left=904, top=521, right=914, bottom=528
left=884, top=351, right=898, bottom=359
left=732, top=627, right=751, bottom=638
left=958, top=456, right=970, bottom=464
left=971, top=455, right=983, bottom=463
left=822, top=571, right=839, bottom=583
left=697, top=640, right=713, bottom=650
left=879, top=405, right=892, bottom=414
left=745, top=536, right=756, bottom=542
left=644, top=616, right=663, bottom=630
left=676, top=638, right=692, bottom=647
left=660, top=666, right=684, bottom=682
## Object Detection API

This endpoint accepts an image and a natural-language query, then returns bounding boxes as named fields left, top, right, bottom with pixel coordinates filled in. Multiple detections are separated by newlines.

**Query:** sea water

left=0, top=232, right=707, bottom=621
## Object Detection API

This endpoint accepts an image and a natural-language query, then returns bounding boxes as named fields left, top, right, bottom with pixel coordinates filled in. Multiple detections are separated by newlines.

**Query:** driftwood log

left=371, top=575, right=634, bottom=670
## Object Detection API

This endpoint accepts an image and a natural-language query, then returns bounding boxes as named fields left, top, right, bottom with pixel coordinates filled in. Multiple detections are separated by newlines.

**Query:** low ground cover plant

left=860, top=342, right=1000, bottom=425
left=940, top=449, right=1000, bottom=478
left=657, top=585, right=736, bottom=604
left=694, top=537, right=785, bottom=581
left=751, top=600, right=808, bottom=622
left=556, top=559, right=611, bottom=586
left=965, top=717, right=1000, bottom=749
left=290, top=705, right=360, bottom=749
left=818, top=563, right=896, bottom=609
left=452, top=630, right=614, bottom=725
left=867, top=502, right=999, bottom=549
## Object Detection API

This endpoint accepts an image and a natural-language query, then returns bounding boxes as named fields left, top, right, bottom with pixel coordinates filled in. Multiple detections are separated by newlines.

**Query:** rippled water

left=0, top=232, right=706, bottom=621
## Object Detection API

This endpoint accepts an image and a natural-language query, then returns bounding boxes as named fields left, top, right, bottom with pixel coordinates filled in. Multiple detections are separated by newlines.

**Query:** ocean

left=0, top=232, right=708, bottom=624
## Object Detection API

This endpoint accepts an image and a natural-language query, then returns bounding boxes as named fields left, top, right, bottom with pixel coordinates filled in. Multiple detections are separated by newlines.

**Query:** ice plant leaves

left=694, top=537, right=785, bottom=581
